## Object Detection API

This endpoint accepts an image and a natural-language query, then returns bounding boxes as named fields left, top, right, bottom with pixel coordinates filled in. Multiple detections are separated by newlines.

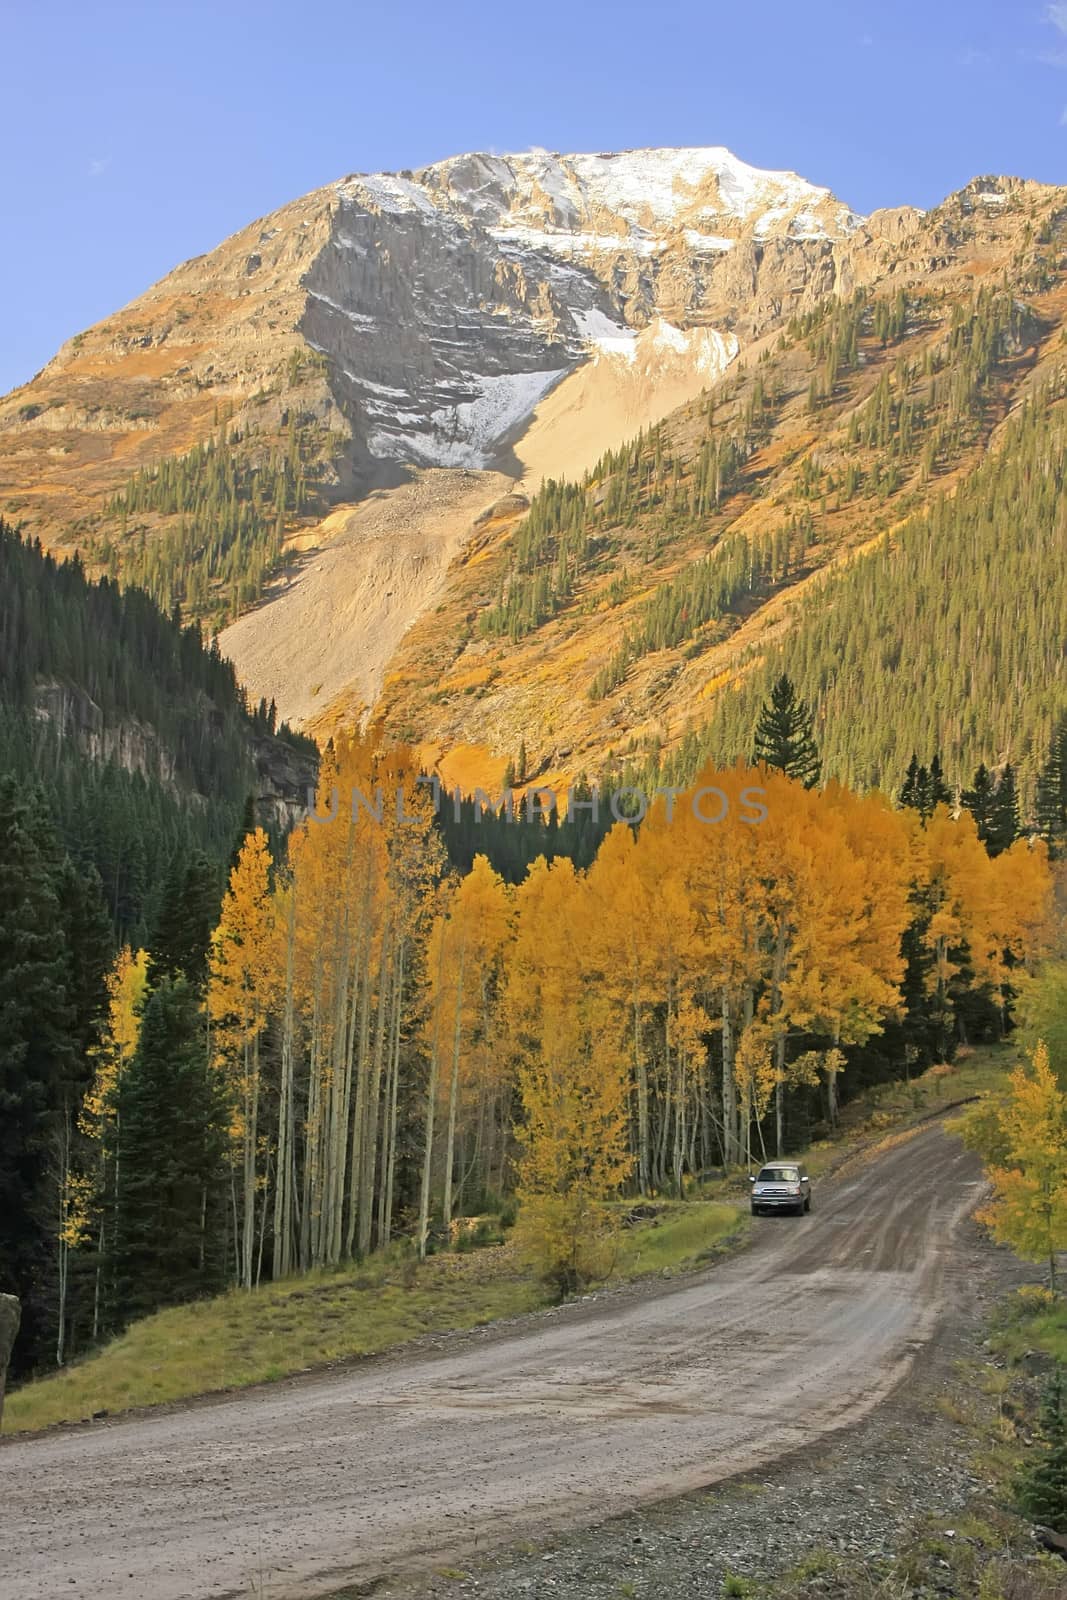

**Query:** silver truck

left=748, top=1162, right=812, bottom=1216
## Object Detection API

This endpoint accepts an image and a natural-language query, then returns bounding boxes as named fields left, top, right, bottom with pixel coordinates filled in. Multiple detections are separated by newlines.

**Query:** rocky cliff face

left=32, top=679, right=315, bottom=828
left=0, top=146, right=878, bottom=538
left=298, top=148, right=868, bottom=472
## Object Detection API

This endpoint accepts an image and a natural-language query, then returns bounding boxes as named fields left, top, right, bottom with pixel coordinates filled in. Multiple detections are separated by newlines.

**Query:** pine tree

left=149, top=852, right=221, bottom=991
left=1015, top=1368, right=1067, bottom=1529
left=927, top=753, right=952, bottom=811
left=988, top=763, right=1020, bottom=857
left=110, top=978, right=228, bottom=1322
left=753, top=675, right=821, bottom=788
left=900, top=754, right=927, bottom=812
left=0, top=778, right=76, bottom=1374
left=901, top=752, right=951, bottom=821
left=1035, top=718, right=1067, bottom=849
left=961, top=763, right=997, bottom=844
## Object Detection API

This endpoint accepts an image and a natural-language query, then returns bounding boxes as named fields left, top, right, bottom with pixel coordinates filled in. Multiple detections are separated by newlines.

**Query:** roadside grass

left=3, top=1046, right=1011, bottom=1439
left=613, top=1201, right=744, bottom=1278
left=2, top=1247, right=540, bottom=1435
left=989, top=1284, right=1067, bottom=1366
left=802, top=1043, right=1016, bottom=1177
left=3, top=1203, right=742, bottom=1436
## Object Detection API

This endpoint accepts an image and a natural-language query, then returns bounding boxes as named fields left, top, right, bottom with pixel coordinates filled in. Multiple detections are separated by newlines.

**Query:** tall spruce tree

left=900, top=754, right=928, bottom=811
left=753, top=674, right=821, bottom=788
left=0, top=778, right=76, bottom=1374
left=1035, top=717, right=1067, bottom=850
left=962, top=763, right=997, bottom=846
left=987, top=763, right=1020, bottom=857
left=149, top=851, right=221, bottom=992
left=927, top=753, right=952, bottom=811
left=110, top=978, right=228, bottom=1322
left=901, top=751, right=952, bottom=821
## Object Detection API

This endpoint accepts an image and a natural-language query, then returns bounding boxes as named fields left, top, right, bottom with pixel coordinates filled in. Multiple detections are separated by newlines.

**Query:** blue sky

left=1, top=0, right=1066, bottom=394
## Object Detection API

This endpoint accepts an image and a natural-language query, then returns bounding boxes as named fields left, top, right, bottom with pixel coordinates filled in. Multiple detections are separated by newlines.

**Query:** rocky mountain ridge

left=1, top=151, right=1062, bottom=793
left=0, top=145, right=887, bottom=539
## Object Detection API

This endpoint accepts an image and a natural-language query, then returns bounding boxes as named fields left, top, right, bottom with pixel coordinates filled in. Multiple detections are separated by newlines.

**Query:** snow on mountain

left=420, top=145, right=862, bottom=251
left=298, top=147, right=864, bottom=472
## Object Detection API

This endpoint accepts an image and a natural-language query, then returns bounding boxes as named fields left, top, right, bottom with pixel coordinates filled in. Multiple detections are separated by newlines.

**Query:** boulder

left=0, top=1294, right=20, bottom=1431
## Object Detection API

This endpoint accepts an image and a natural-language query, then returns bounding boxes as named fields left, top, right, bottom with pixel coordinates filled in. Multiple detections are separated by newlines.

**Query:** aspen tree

left=586, top=825, right=659, bottom=1192
left=80, top=946, right=150, bottom=1336
left=667, top=765, right=767, bottom=1167
left=508, top=857, right=632, bottom=1293
left=425, top=856, right=511, bottom=1239
left=209, top=828, right=277, bottom=1289
left=978, top=1042, right=1067, bottom=1292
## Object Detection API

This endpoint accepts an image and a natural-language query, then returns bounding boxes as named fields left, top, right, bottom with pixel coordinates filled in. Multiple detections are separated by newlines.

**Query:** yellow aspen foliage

left=586, top=822, right=681, bottom=1193
left=977, top=1041, right=1067, bottom=1292
left=424, top=855, right=513, bottom=1235
left=734, top=1019, right=778, bottom=1127
left=209, top=826, right=278, bottom=1288
left=81, top=945, right=151, bottom=1137
left=69, top=945, right=151, bottom=1250
left=210, top=828, right=277, bottom=1055
left=509, top=857, right=633, bottom=1293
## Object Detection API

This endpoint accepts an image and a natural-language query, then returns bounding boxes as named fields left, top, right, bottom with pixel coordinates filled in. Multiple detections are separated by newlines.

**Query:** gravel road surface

left=0, top=1126, right=983, bottom=1600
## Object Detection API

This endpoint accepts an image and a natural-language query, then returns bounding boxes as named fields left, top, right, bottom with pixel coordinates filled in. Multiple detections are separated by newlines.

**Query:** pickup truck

left=748, top=1163, right=812, bottom=1216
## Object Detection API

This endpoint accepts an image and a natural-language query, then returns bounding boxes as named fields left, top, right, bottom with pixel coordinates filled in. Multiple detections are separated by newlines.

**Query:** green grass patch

left=2, top=1246, right=541, bottom=1435
left=4, top=1201, right=745, bottom=1436
left=613, top=1202, right=744, bottom=1278
left=989, top=1285, right=1067, bottom=1367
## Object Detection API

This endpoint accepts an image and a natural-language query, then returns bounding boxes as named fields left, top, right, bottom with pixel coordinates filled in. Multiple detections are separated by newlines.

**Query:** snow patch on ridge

left=569, top=310, right=740, bottom=381
left=337, top=174, right=436, bottom=217
left=572, top=306, right=639, bottom=362
left=367, top=368, right=566, bottom=468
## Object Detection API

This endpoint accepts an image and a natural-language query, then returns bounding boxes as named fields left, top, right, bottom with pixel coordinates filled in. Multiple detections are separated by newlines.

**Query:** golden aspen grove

left=9, top=36, right=1067, bottom=1597
left=161, top=737, right=1052, bottom=1296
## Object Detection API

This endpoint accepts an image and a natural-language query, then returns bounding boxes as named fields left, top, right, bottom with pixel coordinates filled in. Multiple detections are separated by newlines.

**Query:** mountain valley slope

left=2, top=151, right=1065, bottom=791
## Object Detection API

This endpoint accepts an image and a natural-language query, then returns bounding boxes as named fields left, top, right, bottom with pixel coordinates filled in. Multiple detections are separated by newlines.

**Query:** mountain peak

left=356, top=144, right=867, bottom=248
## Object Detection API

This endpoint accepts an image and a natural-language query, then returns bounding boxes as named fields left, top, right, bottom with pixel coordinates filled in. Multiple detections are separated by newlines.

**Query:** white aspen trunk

left=826, top=1026, right=842, bottom=1128
left=771, top=916, right=789, bottom=1156
left=255, top=1150, right=271, bottom=1287
left=333, top=927, right=362, bottom=1261
left=442, top=944, right=466, bottom=1237
left=338, top=871, right=374, bottom=1260
left=344, top=952, right=374, bottom=1258
left=242, top=1036, right=260, bottom=1291
left=229, top=1167, right=240, bottom=1283
left=721, top=990, right=739, bottom=1166
left=418, top=931, right=448, bottom=1261
left=300, top=978, right=322, bottom=1271
left=325, top=914, right=354, bottom=1265
left=92, top=1214, right=104, bottom=1343
left=358, top=933, right=393, bottom=1256
left=741, top=987, right=755, bottom=1169
left=273, top=890, right=297, bottom=1279
left=632, top=984, right=650, bottom=1193
left=380, top=940, right=405, bottom=1247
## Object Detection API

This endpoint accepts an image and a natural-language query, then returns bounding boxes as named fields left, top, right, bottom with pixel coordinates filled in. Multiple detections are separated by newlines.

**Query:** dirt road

left=0, top=1127, right=983, bottom=1600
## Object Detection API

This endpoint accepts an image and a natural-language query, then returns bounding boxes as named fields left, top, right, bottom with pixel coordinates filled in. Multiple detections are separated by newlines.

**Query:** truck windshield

left=758, top=1167, right=799, bottom=1182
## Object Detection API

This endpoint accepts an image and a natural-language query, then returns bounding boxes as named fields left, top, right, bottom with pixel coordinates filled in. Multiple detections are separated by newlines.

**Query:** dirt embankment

left=220, top=468, right=510, bottom=730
